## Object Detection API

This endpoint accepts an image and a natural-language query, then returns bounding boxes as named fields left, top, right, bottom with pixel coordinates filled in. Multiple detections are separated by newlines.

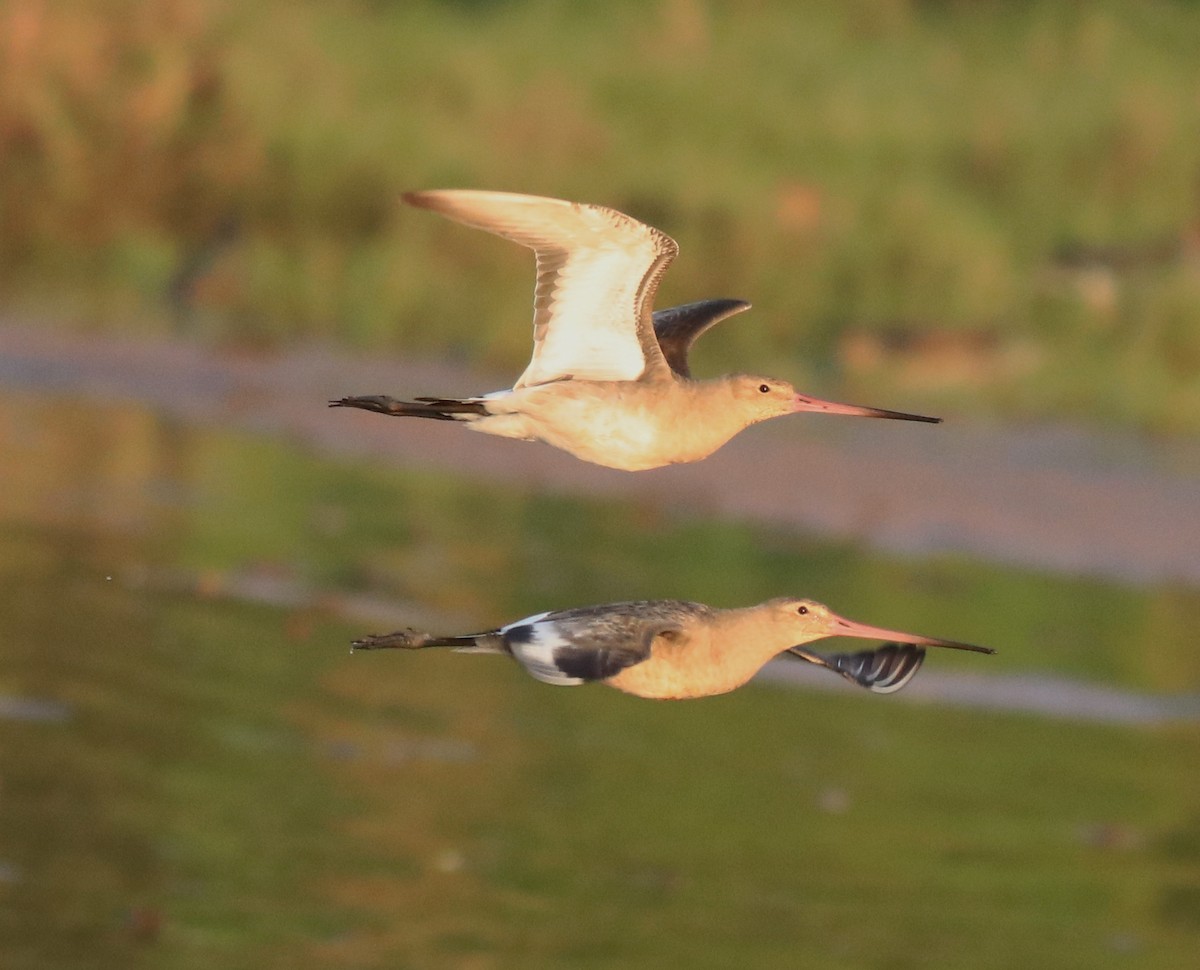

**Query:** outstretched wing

left=652, top=299, right=752, bottom=378
left=404, top=190, right=678, bottom=387
left=500, top=600, right=707, bottom=686
left=787, top=642, right=926, bottom=694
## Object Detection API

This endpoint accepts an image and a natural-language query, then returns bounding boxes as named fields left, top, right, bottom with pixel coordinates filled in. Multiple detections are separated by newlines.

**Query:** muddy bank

left=2, top=322, right=1198, bottom=586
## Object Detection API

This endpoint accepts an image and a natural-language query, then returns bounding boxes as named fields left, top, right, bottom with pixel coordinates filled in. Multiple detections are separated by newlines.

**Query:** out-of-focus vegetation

left=3, top=0, right=1200, bottom=430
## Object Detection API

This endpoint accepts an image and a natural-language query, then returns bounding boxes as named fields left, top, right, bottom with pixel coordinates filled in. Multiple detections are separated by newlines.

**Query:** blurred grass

left=3, top=0, right=1200, bottom=428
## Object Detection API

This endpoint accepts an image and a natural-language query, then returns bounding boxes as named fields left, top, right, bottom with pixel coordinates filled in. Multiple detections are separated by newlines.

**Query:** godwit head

left=718, top=374, right=941, bottom=425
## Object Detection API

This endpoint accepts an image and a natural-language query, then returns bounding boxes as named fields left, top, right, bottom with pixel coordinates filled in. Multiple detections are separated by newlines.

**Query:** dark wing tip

left=652, top=298, right=752, bottom=335
left=652, top=299, right=755, bottom=378
left=403, top=189, right=474, bottom=214
left=402, top=189, right=436, bottom=208
left=838, top=643, right=926, bottom=693
left=790, top=642, right=926, bottom=694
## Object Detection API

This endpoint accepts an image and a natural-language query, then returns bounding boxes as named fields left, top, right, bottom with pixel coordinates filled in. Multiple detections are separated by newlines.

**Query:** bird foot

left=351, top=628, right=432, bottom=651
left=329, top=395, right=407, bottom=414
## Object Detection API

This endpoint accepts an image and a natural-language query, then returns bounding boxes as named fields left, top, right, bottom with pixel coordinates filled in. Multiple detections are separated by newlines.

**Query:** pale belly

left=471, top=383, right=733, bottom=471
left=539, top=408, right=675, bottom=470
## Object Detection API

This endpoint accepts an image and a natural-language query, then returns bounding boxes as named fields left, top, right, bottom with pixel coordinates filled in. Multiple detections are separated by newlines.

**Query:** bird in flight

left=350, top=596, right=993, bottom=700
left=331, top=190, right=941, bottom=471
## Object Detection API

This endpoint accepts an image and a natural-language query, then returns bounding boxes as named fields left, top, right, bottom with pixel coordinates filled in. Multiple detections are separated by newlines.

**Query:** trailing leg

left=330, top=395, right=488, bottom=421
left=351, top=628, right=505, bottom=653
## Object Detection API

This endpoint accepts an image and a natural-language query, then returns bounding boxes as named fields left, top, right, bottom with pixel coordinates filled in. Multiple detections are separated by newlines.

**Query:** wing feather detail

left=404, top=190, right=678, bottom=387
left=787, top=642, right=926, bottom=694
left=500, top=600, right=707, bottom=685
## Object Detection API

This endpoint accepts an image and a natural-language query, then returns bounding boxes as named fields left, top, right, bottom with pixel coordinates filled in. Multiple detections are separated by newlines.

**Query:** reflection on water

left=1, top=391, right=1199, bottom=968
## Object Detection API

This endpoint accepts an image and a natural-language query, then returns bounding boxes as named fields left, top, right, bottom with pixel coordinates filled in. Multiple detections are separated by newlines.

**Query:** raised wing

left=404, top=190, right=678, bottom=387
left=787, top=642, right=926, bottom=694
left=652, top=298, right=752, bottom=378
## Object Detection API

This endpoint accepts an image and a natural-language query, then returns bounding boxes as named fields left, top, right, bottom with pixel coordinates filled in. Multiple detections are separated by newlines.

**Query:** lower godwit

left=351, top=597, right=993, bottom=700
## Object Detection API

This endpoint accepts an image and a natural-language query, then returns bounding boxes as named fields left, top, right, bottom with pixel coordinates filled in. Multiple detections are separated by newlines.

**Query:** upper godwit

left=350, top=596, right=993, bottom=700
left=330, top=190, right=942, bottom=471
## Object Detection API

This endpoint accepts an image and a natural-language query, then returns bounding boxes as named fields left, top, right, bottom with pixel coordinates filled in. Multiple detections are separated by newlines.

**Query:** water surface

left=2, top=391, right=1198, bottom=969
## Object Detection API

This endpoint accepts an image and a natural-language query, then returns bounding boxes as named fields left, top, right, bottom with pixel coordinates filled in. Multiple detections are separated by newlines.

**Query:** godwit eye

left=797, top=605, right=808, bottom=615
left=759, top=384, right=770, bottom=393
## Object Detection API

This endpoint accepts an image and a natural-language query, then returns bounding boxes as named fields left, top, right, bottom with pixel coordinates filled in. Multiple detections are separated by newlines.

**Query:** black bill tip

left=926, top=638, right=996, bottom=655
left=867, top=407, right=942, bottom=424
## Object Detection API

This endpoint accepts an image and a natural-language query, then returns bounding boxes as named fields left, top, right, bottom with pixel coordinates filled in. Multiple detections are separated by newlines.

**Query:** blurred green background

left=2, top=1, right=1200, bottom=968
left=4, top=0, right=1200, bottom=428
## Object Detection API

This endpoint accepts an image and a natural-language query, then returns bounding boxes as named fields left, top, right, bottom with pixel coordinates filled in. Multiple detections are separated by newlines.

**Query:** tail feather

left=330, top=395, right=488, bottom=421
left=787, top=642, right=925, bottom=694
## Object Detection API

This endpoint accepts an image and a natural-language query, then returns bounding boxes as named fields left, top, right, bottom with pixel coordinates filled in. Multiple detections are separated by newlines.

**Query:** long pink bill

left=793, top=393, right=941, bottom=424
left=826, top=612, right=995, bottom=654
